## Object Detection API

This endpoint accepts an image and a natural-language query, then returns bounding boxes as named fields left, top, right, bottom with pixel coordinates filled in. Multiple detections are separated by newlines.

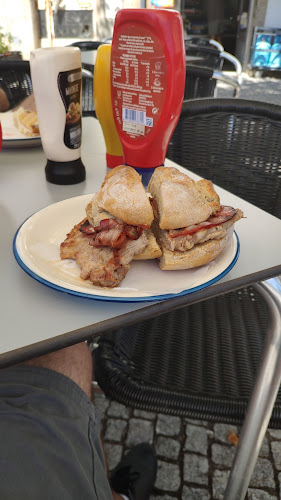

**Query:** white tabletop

left=1, top=117, right=281, bottom=365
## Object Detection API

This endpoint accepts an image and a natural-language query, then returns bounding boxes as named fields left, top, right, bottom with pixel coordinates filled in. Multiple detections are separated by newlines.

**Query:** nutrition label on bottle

left=58, top=68, right=82, bottom=149
left=111, top=26, right=167, bottom=138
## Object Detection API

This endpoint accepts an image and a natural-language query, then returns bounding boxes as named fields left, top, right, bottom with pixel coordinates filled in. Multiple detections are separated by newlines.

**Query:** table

left=1, top=116, right=281, bottom=364
left=2, top=117, right=281, bottom=499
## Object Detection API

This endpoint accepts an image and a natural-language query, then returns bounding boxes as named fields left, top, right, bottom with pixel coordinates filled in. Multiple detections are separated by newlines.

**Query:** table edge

left=1, top=265, right=280, bottom=368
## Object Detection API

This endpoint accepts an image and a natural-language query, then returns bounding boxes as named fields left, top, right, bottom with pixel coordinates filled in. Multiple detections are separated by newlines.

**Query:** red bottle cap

left=106, top=153, right=124, bottom=169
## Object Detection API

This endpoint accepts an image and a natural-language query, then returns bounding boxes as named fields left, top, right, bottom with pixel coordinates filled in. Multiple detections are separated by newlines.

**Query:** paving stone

left=126, top=418, right=154, bottom=446
left=182, top=485, right=210, bottom=499
left=184, top=453, right=208, bottom=485
left=154, top=460, right=181, bottom=492
left=156, top=414, right=181, bottom=436
left=271, top=441, right=281, bottom=470
left=250, top=457, right=275, bottom=489
left=213, top=423, right=239, bottom=445
left=267, top=429, right=281, bottom=440
left=248, top=489, right=277, bottom=500
left=104, top=418, right=127, bottom=442
left=212, top=469, right=230, bottom=500
left=184, top=418, right=209, bottom=427
left=103, top=442, right=123, bottom=472
left=211, top=443, right=236, bottom=468
left=93, top=392, right=110, bottom=420
left=107, top=401, right=131, bottom=419
left=133, top=409, right=156, bottom=420
left=259, top=436, right=270, bottom=458
left=185, top=424, right=208, bottom=455
left=155, top=436, right=181, bottom=460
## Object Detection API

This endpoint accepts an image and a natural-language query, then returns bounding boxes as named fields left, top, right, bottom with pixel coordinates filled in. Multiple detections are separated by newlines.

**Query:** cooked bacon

left=80, top=217, right=147, bottom=250
left=123, top=225, right=139, bottom=240
left=89, top=228, right=127, bottom=248
left=207, top=206, right=237, bottom=225
left=79, top=220, right=96, bottom=235
left=94, top=219, right=120, bottom=232
left=169, top=206, right=237, bottom=238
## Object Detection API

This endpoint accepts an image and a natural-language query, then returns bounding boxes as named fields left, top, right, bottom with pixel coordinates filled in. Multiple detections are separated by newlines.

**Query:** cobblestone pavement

left=93, top=386, right=281, bottom=500
left=217, top=71, right=281, bottom=104
left=93, top=74, right=281, bottom=500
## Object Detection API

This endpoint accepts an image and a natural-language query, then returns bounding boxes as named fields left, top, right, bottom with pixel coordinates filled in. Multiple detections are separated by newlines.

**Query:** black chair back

left=0, top=60, right=32, bottom=110
left=167, top=98, right=281, bottom=218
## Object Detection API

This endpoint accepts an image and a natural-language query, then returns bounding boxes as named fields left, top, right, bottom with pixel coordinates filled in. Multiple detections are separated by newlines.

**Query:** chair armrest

left=213, top=70, right=242, bottom=97
left=209, top=39, right=224, bottom=52
left=221, top=51, right=243, bottom=77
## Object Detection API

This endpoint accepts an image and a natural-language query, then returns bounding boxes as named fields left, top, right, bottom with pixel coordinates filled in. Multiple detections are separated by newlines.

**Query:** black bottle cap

left=45, top=158, right=86, bottom=185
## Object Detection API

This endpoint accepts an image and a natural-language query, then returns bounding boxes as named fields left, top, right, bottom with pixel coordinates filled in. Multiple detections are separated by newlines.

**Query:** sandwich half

left=13, top=107, right=40, bottom=137
left=60, top=165, right=161, bottom=287
left=148, top=167, right=243, bottom=270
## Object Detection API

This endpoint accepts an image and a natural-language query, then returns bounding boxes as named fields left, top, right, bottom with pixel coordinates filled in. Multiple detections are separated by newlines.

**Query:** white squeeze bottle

left=30, top=47, right=86, bottom=184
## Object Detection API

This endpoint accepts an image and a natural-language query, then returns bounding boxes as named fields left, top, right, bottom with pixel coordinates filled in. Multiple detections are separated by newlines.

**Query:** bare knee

left=17, top=342, right=93, bottom=399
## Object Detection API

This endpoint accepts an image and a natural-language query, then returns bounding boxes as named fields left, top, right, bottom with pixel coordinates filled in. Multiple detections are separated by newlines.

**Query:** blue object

left=268, top=35, right=281, bottom=68
left=251, top=35, right=271, bottom=67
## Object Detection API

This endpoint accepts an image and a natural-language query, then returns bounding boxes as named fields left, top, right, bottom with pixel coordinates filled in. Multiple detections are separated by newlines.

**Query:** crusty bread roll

left=134, top=229, right=162, bottom=260
left=96, top=165, right=154, bottom=227
left=148, top=167, right=219, bottom=229
left=158, top=237, right=227, bottom=270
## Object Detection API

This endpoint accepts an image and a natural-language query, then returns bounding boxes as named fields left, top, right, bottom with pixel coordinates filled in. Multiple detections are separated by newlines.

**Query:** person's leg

left=17, top=343, right=128, bottom=498
left=17, top=342, right=93, bottom=400
left=7, top=343, right=156, bottom=500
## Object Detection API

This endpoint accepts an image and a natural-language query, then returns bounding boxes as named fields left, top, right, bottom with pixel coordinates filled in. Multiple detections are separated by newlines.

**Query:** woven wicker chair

left=0, top=60, right=32, bottom=110
left=93, top=98, right=281, bottom=498
left=184, top=39, right=242, bottom=98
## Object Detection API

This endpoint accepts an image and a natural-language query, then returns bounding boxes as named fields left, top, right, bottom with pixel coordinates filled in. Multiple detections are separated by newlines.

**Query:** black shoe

left=109, top=443, right=157, bottom=500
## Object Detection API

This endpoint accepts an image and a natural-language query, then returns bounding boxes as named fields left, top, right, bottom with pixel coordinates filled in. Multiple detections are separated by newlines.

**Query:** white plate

left=0, top=110, right=41, bottom=149
left=13, top=194, right=240, bottom=302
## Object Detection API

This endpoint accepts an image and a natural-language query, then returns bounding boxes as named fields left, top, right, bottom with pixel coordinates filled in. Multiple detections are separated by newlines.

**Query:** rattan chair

left=0, top=60, right=32, bottom=110
left=184, top=39, right=242, bottom=98
left=93, top=98, right=281, bottom=498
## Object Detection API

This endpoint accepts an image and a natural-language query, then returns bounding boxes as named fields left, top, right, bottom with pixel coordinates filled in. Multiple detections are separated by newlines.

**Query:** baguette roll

left=148, top=166, right=243, bottom=271
left=96, top=165, right=154, bottom=227
left=148, top=167, right=220, bottom=230
left=158, top=237, right=227, bottom=270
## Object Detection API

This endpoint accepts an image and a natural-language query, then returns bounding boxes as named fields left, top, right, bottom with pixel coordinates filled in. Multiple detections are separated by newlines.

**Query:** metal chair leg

left=224, top=277, right=281, bottom=499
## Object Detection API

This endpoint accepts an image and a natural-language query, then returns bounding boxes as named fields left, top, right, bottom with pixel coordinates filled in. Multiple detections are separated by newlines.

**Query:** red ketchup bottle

left=111, top=8, right=186, bottom=186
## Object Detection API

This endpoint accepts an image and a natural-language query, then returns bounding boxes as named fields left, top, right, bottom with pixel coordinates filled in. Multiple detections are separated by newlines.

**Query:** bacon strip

left=79, top=220, right=96, bottom=235
left=80, top=218, right=148, bottom=249
left=90, top=228, right=127, bottom=248
left=169, top=206, right=237, bottom=238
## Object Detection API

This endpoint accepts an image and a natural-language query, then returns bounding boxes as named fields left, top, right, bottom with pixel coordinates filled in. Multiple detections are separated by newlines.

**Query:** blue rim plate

left=13, top=195, right=240, bottom=303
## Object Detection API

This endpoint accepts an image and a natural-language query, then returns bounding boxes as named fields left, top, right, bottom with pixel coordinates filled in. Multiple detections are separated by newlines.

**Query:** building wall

left=1, top=0, right=40, bottom=59
left=265, top=0, right=281, bottom=28
left=253, top=0, right=268, bottom=27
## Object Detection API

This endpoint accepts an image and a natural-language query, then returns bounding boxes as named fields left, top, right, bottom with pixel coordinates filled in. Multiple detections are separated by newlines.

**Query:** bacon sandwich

left=148, top=167, right=243, bottom=270
left=60, top=165, right=161, bottom=288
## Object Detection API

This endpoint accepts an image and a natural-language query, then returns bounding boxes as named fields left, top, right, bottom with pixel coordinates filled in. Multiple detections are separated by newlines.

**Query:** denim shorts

left=0, top=366, right=112, bottom=500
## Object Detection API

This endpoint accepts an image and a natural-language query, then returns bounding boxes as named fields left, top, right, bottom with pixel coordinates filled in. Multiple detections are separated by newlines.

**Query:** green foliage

left=0, top=27, right=14, bottom=54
